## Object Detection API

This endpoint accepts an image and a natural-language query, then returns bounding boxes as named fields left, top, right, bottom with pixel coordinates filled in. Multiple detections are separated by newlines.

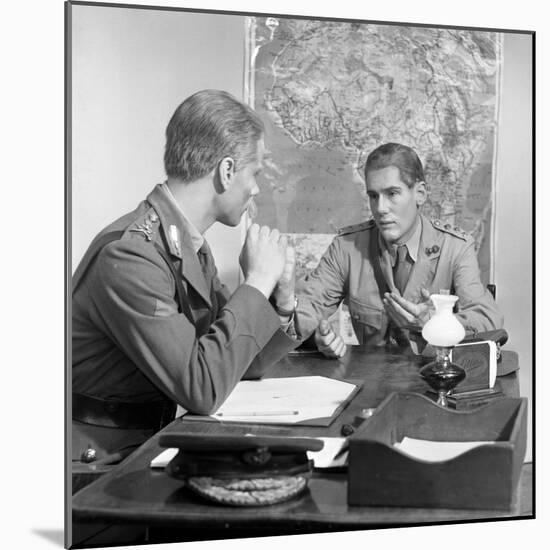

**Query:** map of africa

left=246, top=17, right=502, bottom=288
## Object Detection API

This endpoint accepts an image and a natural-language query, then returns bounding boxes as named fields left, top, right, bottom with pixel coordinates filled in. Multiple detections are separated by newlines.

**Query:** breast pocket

left=348, top=297, right=384, bottom=344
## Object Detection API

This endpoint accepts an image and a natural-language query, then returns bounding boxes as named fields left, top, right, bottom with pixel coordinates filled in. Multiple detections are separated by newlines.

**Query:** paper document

left=393, top=436, right=495, bottom=463
left=175, top=405, right=188, bottom=418
left=150, top=436, right=348, bottom=470
left=209, top=376, right=357, bottom=424
left=307, top=437, right=348, bottom=468
left=151, top=447, right=178, bottom=469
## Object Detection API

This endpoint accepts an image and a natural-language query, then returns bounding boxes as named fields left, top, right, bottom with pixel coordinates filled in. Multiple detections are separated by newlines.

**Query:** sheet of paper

left=151, top=447, right=178, bottom=469
left=393, top=436, right=495, bottom=463
left=150, top=437, right=348, bottom=470
left=307, top=437, right=348, bottom=468
left=208, top=376, right=357, bottom=424
left=175, top=405, right=188, bottom=418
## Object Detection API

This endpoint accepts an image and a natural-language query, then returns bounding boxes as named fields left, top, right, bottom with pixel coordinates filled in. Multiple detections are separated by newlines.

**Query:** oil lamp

left=420, top=294, right=466, bottom=407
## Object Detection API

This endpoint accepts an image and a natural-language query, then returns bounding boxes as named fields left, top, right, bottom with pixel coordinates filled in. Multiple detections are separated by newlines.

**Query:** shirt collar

left=159, top=182, right=204, bottom=254
left=379, top=215, right=422, bottom=266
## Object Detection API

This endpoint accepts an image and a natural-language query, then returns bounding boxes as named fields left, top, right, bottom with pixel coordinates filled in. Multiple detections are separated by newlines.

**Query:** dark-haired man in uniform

left=292, top=142, right=503, bottom=357
left=72, top=90, right=299, bottom=465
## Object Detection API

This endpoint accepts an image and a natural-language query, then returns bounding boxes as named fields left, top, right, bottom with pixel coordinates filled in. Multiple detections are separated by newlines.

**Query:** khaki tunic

left=296, top=215, right=503, bottom=346
left=72, top=184, right=296, bottom=461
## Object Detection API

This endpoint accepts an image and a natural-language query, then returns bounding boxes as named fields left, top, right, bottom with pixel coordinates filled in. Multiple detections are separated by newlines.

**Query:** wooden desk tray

left=348, top=392, right=527, bottom=510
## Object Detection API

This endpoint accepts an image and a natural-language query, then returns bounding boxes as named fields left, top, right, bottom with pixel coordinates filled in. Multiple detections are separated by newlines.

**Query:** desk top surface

left=72, top=346, right=528, bottom=528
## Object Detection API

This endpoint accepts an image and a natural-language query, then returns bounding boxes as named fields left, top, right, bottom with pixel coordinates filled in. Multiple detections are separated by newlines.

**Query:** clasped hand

left=382, top=288, right=433, bottom=331
left=272, top=242, right=296, bottom=313
left=239, top=224, right=295, bottom=302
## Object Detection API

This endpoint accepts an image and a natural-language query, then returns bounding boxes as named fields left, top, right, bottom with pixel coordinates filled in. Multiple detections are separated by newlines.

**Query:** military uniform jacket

left=296, top=215, right=503, bottom=346
left=73, top=184, right=296, bottom=422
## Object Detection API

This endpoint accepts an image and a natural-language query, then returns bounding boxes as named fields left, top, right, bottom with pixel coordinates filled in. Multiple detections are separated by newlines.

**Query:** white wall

left=71, top=5, right=247, bottom=289
left=495, top=33, right=533, bottom=460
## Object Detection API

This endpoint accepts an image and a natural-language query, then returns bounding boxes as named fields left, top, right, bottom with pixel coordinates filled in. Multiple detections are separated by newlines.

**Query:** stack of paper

left=209, top=376, right=358, bottom=425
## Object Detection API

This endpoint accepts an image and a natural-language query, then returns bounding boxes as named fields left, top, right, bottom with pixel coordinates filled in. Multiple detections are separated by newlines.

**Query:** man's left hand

left=272, top=244, right=296, bottom=313
left=383, top=288, right=432, bottom=332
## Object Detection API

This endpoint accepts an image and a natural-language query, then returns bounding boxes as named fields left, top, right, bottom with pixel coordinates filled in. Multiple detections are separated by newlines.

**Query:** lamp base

left=427, top=386, right=504, bottom=410
left=420, top=351, right=466, bottom=407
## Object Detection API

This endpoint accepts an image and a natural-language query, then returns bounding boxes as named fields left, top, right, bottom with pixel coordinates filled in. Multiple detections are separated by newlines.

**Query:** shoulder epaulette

left=337, top=219, right=375, bottom=236
left=431, top=219, right=468, bottom=241
left=127, top=208, right=161, bottom=243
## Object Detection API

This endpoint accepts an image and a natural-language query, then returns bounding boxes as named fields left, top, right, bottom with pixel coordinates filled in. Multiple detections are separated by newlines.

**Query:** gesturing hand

left=239, top=224, right=287, bottom=299
left=314, top=319, right=347, bottom=359
left=383, top=288, right=433, bottom=331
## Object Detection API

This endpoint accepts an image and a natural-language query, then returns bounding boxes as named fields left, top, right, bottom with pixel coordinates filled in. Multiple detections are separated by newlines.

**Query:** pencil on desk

left=214, top=410, right=299, bottom=417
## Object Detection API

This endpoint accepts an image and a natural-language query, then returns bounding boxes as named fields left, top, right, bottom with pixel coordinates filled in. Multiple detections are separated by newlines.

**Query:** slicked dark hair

left=364, top=143, right=425, bottom=188
left=164, top=90, right=264, bottom=182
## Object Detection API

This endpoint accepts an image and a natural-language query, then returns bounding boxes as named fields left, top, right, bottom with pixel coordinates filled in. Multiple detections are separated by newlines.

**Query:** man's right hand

left=240, top=224, right=287, bottom=299
left=314, top=319, right=347, bottom=358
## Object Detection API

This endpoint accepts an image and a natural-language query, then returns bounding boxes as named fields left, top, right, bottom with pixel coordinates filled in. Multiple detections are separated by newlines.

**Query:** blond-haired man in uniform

left=72, top=90, right=298, bottom=465
left=293, top=142, right=503, bottom=357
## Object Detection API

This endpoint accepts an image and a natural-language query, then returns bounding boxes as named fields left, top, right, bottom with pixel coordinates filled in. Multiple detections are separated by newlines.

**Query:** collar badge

left=169, top=225, right=181, bottom=256
left=425, top=245, right=440, bottom=256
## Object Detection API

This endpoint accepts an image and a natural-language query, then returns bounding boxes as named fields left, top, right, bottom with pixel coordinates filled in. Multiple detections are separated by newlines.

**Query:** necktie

left=197, top=242, right=213, bottom=280
left=197, top=242, right=218, bottom=325
left=393, top=244, right=411, bottom=295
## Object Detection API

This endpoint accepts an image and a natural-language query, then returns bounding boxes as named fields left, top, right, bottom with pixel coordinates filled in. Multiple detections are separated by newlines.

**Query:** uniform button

left=360, top=408, right=376, bottom=419
left=341, top=424, right=355, bottom=436
left=105, top=402, right=118, bottom=413
left=81, top=446, right=97, bottom=463
left=444, top=224, right=451, bottom=230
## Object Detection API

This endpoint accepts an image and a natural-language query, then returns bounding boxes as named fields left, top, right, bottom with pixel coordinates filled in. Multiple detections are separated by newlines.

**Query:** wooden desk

left=72, top=346, right=530, bottom=544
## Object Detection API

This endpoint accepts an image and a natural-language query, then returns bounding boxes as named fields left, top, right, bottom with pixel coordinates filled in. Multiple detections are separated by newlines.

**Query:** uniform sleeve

left=452, top=238, right=504, bottom=334
left=295, top=237, right=348, bottom=340
left=88, top=239, right=294, bottom=415
left=207, top=255, right=298, bottom=380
